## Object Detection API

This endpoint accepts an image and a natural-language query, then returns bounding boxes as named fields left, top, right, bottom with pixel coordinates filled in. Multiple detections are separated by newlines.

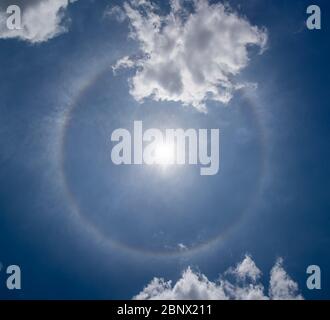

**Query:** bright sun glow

left=154, top=143, right=175, bottom=166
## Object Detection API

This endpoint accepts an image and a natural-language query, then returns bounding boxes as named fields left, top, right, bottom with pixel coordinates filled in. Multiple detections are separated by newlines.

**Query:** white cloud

left=104, top=5, right=127, bottom=23
left=113, top=0, right=268, bottom=112
left=178, top=243, right=188, bottom=251
left=0, top=0, right=78, bottom=43
left=227, top=254, right=261, bottom=282
left=112, top=56, right=136, bottom=74
left=269, top=258, right=304, bottom=300
left=133, top=255, right=303, bottom=300
left=134, top=267, right=228, bottom=300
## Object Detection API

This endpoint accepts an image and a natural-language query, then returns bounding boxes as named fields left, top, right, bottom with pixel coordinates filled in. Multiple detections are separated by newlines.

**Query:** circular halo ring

left=57, top=66, right=268, bottom=258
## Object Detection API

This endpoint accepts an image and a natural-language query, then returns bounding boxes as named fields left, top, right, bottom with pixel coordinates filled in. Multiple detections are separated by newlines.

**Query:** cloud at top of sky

left=133, top=255, right=303, bottom=300
left=111, top=0, right=268, bottom=112
left=0, top=0, right=78, bottom=43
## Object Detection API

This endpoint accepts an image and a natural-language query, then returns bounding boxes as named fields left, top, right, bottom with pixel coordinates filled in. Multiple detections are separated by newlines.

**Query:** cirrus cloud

left=133, top=255, right=303, bottom=300
left=112, top=0, right=268, bottom=112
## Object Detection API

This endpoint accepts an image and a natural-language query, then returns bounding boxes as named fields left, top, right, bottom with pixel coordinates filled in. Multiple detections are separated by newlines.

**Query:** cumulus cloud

left=227, top=254, right=261, bottom=282
left=133, top=255, right=303, bottom=300
left=113, top=0, right=268, bottom=112
left=0, top=0, right=78, bottom=43
left=269, top=258, right=303, bottom=300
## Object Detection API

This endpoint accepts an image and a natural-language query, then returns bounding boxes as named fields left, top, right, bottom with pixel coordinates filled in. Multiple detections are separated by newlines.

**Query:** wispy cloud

left=104, top=4, right=127, bottom=23
left=112, top=0, right=268, bottom=112
left=133, top=255, right=303, bottom=300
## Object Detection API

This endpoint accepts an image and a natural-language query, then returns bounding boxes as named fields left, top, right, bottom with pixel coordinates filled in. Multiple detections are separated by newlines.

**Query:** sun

left=154, top=142, right=175, bottom=166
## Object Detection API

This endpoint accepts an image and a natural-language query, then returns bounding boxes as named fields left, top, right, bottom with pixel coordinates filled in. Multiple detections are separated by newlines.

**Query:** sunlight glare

left=154, top=143, right=175, bottom=166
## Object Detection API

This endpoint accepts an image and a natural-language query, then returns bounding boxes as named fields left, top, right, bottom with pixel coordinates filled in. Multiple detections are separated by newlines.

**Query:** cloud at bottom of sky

left=133, top=255, right=303, bottom=300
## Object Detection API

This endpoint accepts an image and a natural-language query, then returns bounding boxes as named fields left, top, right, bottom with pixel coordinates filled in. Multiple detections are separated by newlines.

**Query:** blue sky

left=0, top=0, right=329, bottom=299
